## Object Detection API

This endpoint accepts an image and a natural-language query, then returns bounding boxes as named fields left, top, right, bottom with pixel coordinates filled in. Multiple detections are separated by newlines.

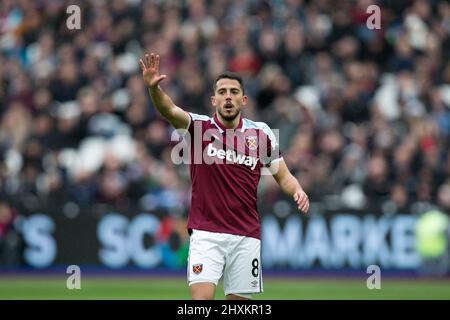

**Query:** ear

left=211, top=96, right=217, bottom=107
left=242, top=95, right=248, bottom=106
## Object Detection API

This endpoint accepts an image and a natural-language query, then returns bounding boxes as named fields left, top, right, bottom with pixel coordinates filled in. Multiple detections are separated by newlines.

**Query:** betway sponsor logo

left=206, top=143, right=259, bottom=170
left=170, top=123, right=281, bottom=174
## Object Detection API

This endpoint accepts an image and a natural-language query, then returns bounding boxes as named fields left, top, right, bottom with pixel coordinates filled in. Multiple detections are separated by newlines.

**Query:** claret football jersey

left=181, top=112, right=282, bottom=239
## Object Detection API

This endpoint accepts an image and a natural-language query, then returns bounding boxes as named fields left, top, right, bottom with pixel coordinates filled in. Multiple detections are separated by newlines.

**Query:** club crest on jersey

left=245, top=136, right=258, bottom=150
left=193, top=263, right=203, bottom=274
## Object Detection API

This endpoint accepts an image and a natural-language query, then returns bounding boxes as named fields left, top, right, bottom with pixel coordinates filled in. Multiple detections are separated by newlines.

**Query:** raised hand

left=140, top=53, right=167, bottom=88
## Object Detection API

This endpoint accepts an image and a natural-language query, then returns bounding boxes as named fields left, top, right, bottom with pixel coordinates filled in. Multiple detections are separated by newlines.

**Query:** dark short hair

left=213, top=72, right=245, bottom=94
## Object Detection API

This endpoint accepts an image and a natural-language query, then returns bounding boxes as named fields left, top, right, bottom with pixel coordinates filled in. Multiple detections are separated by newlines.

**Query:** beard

left=218, top=106, right=240, bottom=121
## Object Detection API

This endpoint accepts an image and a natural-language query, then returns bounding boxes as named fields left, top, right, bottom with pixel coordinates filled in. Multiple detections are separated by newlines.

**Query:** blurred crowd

left=1, top=0, right=450, bottom=230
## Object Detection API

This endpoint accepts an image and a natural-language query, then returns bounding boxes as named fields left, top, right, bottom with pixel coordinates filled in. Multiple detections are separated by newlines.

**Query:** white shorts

left=187, top=229, right=263, bottom=297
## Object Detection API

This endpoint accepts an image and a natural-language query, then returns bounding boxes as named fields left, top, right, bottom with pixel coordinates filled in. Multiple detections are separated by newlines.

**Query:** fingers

left=294, top=191, right=309, bottom=213
left=142, top=53, right=161, bottom=70
left=300, top=198, right=309, bottom=213
left=155, top=74, right=167, bottom=84
left=139, top=59, right=146, bottom=72
left=150, top=53, right=155, bottom=68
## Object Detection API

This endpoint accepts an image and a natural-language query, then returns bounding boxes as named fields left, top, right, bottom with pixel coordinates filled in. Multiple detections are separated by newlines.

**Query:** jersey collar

left=212, top=112, right=243, bottom=133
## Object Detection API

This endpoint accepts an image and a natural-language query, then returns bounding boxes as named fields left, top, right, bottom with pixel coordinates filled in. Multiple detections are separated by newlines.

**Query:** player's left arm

left=269, top=159, right=309, bottom=214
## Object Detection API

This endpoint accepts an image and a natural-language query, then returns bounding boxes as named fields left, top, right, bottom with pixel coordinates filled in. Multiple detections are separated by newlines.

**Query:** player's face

left=211, top=78, right=248, bottom=122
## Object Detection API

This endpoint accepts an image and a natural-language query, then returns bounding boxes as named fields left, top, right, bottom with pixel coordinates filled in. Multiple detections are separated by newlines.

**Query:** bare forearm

left=272, top=160, right=309, bottom=213
left=148, top=85, right=176, bottom=118
left=279, top=173, right=309, bottom=213
left=279, top=173, right=303, bottom=196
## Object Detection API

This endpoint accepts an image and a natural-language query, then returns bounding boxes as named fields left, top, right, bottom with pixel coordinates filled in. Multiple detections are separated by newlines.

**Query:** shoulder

left=189, top=112, right=211, bottom=122
left=243, top=118, right=271, bottom=131
left=186, top=112, right=211, bottom=133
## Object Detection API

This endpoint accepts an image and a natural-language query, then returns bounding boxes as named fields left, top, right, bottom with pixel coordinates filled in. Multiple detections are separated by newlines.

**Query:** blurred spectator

left=0, top=201, right=21, bottom=267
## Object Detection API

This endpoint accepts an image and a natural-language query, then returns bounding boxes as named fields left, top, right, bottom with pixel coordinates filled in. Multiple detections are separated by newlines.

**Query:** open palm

left=140, top=53, right=167, bottom=88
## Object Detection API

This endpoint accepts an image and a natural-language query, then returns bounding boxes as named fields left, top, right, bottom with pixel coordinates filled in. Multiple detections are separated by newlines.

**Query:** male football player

left=140, top=53, right=309, bottom=300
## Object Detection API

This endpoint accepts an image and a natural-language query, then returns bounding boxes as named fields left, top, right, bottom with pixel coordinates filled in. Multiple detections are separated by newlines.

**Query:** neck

left=216, top=112, right=241, bottom=129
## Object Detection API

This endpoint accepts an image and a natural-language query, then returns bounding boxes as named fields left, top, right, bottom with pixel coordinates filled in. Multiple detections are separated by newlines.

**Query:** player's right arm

left=140, top=52, right=190, bottom=130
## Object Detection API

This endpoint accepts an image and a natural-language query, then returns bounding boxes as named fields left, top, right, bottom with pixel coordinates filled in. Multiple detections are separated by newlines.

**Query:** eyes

left=217, top=89, right=240, bottom=95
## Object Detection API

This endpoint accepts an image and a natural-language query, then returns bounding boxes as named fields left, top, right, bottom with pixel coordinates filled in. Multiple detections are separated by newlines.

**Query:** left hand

left=293, top=190, right=309, bottom=214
